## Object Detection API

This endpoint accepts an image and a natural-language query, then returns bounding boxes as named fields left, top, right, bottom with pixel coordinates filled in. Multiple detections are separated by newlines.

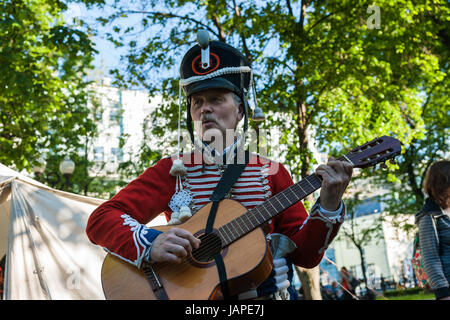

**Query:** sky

left=63, top=2, right=124, bottom=77
left=63, top=1, right=185, bottom=87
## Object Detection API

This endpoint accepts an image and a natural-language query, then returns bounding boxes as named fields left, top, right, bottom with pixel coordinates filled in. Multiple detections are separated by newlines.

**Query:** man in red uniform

left=86, top=35, right=353, bottom=300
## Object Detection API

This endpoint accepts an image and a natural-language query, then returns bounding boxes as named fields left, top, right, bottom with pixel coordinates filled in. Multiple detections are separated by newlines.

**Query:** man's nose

left=200, top=102, right=213, bottom=114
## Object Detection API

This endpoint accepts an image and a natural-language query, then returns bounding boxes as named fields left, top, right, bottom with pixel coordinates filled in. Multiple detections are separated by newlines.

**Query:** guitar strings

left=155, top=207, right=263, bottom=272
left=152, top=209, right=269, bottom=275
left=152, top=232, right=224, bottom=273
left=151, top=247, right=227, bottom=281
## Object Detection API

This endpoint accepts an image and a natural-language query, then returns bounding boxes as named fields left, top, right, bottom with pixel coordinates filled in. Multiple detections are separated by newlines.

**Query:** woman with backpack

left=415, top=160, right=450, bottom=300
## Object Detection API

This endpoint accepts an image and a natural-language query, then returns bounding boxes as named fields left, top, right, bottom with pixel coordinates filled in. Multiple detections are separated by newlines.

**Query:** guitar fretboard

left=214, top=152, right=358, bottom=246
left=216, top=173, right=323, bottom=246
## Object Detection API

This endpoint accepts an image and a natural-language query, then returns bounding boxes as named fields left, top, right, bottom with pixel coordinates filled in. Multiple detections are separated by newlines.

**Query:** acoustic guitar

left=101, top=136, right=401, bottom=300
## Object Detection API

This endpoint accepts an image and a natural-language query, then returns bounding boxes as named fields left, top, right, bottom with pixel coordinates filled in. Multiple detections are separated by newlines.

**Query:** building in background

left=86, top=77, right=162, bottom=179
left=324, top=196, right=415, bottom=292
left=319, top=248, right=340, bottom=285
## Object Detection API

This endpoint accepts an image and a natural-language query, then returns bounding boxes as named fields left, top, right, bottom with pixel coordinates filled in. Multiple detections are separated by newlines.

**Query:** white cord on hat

left=179, top=66, right=252, bottom=87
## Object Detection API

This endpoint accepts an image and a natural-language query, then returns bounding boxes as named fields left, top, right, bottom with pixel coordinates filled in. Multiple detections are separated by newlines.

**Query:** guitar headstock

left=345, top=136, right=402, bottom=169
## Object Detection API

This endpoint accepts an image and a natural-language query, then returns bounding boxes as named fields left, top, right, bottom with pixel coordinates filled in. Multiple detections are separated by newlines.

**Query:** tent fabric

left=0, top=163, right=167, bottom=300
left=0, top=163, right=107, bottom=299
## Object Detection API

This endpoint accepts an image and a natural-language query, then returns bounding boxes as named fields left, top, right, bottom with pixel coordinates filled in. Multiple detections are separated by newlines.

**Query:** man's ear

left=237, top=103, right=244, bottom=121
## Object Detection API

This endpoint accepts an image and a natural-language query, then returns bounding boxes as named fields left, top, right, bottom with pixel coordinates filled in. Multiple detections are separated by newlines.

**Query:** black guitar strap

left=205, top=150, right=249, bottom=300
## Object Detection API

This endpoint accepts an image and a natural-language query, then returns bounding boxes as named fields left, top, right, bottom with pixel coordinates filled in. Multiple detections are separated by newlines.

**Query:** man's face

left=190, top=88, right=243, bottom=142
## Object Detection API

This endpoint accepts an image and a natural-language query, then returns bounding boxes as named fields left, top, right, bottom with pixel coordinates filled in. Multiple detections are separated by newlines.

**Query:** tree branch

left=299, top=0, right=307, bottom=31
left=116, top=10, right=220, bottom=39
left=305, top=11, right=333, bottom=34
left=265, top=56, right=295, bottom=75
left=211, top=14, right=226, bottom=42
left=232, top=0, right=252, bottom=63
left=421, top=80, right=440, bottom=116
left=286, top=0, right=294, bottom=17
left=305, top=3, right=364, bottom=35
left=405, top=143, right=425, bottom=203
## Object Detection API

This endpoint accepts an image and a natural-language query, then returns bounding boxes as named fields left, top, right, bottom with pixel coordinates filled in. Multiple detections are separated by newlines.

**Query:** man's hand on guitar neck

left=149, top=228, right=201, bottom=263
left=315, top=157, right=353, bottom=212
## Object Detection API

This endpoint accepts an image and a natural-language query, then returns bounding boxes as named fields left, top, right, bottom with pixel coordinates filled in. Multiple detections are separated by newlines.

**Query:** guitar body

left=101, top=199, right=273, bottom=300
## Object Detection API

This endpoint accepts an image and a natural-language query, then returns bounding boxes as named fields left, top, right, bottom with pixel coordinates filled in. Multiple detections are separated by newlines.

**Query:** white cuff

left=318, top=201, right=344, bottom=220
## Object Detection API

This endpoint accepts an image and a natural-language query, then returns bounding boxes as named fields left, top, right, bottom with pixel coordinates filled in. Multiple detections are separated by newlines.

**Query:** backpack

left=411, top=232, right=429, bottom=288
left=411, top=207, right=443, bottom=288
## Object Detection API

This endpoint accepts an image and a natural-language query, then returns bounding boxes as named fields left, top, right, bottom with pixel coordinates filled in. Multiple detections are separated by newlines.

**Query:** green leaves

left=0, top=0, right=97, bottom=171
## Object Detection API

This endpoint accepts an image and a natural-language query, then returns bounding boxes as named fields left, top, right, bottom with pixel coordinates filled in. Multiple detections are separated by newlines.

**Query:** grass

left=376, top=291, right=434, bottom=300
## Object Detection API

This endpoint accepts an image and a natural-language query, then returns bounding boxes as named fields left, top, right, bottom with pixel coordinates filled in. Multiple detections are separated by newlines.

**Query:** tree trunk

left=294, top=100, right=321, bottom=299
left=295, top=266, right=322, bottom=300
left=296, top=100, right=311, bottom=178
left=357, top=245, right=368, bottom=288
left=291, top=0, right=321, bottom=301
left=404, top=143, right=425, bottom=205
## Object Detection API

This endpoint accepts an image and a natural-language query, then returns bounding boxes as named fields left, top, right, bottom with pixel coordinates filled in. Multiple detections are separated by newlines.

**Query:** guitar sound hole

left=191, top=233, right=222, bottom=263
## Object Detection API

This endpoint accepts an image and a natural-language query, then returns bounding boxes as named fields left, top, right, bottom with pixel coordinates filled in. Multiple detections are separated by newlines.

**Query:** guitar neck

left=214, top=151, right=361, bottom=246
left=217, top=172, right=323, bottom=246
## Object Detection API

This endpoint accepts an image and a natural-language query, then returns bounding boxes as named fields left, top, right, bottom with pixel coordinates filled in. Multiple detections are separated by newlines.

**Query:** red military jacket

left=86, top=152, right=344, bottom=269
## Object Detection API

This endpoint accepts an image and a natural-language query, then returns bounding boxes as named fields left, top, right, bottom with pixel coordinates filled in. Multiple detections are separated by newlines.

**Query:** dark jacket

left=415, top=198, right=450, bottom=299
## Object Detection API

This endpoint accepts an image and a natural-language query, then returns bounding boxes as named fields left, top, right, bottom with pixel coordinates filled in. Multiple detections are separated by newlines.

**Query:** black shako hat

left=178, top=31, right=264, bottom=145
left=179, top=40, right=251, bottom=98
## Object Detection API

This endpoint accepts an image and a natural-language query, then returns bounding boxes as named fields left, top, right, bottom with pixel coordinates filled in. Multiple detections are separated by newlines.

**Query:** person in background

left=322, top=280, right=342, bottom=300
left=415, top=160, right=450, bottom=300
left=340, top=267, right=357, bottom=300
left=331, top=280, right=343, bottom=300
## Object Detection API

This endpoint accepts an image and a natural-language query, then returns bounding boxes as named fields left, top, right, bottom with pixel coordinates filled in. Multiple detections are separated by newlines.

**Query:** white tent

left=0, top=163, right=108, bottom=299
